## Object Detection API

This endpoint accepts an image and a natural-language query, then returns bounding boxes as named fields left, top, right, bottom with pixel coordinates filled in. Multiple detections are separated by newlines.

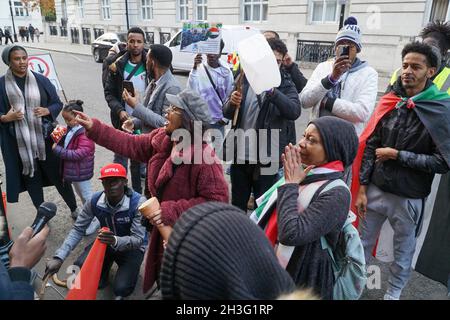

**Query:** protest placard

left=180, top=22, right=223, bottom=54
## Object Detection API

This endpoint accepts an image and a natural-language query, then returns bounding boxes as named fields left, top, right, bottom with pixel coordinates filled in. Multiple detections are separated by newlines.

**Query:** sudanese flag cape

left=350, top=83, right=450, bottom=267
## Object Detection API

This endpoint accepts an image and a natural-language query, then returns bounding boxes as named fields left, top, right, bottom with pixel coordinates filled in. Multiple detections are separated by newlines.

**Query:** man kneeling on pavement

left=45, top=163, right=147, bottom=299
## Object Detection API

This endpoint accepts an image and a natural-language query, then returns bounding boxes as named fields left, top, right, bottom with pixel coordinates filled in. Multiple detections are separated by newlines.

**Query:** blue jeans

left=113, top=153, right=143, bottom=194
left=72, top=180, right=93, bottom=205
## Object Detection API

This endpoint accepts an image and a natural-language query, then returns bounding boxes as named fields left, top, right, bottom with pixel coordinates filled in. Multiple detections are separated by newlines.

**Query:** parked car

left=91, top=32, right=127, bottom=63
left=165, top=25, right=261, bottom=72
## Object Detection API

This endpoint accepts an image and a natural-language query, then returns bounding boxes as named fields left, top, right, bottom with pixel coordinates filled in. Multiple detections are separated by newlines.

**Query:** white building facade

left=49, top=0, right=450, bottom=74
left=1, top=0, right=44, bottom=38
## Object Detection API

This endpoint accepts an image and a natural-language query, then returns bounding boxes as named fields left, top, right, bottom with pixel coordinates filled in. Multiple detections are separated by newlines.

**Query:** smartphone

left=338, top=45, right=350, bottom=58
left=123, top=80, right=135, bottom=97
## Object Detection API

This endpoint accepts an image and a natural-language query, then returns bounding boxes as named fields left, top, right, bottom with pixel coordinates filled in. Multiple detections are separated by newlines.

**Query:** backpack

left=315, top=179, right=367, bottom=300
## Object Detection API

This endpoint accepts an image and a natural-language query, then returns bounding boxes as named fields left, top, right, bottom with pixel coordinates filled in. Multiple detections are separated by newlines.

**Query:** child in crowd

left=52, top=100, right=99, bottom=235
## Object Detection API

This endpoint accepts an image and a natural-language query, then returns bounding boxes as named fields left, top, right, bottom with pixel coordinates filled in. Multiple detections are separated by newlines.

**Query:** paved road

left=0, top=47, right=447, bottom=300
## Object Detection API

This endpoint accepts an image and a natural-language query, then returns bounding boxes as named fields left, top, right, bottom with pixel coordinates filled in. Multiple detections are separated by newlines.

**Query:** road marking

left=69, top=54, right=85, bottom=62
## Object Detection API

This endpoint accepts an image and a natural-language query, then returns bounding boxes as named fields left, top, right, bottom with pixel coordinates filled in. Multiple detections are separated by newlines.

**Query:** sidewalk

left=19, top=39, right=92, bottom=56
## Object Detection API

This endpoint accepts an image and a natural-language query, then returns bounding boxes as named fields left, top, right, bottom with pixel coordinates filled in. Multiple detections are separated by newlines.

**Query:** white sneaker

left=85, top=217, right=101, bottom=236
left=383, top=293, right=400, bottom=300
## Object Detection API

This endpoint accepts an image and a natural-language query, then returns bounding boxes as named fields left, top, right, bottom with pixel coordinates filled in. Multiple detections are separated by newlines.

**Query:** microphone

left=30, top=202, right=57, bottom=237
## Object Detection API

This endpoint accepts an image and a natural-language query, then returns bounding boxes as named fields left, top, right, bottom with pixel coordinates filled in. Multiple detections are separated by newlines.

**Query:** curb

left=21, top=44, right=92, bottom=57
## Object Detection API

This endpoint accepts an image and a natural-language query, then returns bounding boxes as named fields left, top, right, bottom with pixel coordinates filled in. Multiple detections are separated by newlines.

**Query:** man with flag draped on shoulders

left=351, top=42, right=450, bottom=300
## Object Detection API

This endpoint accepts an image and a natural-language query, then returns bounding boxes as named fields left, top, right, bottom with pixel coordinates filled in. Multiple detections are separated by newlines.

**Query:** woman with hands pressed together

left=254, top=116, right=358, bottom=299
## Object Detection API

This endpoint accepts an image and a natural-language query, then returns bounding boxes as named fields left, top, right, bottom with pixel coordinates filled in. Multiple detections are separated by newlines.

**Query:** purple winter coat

left=53, top=127, right=95, bottom=182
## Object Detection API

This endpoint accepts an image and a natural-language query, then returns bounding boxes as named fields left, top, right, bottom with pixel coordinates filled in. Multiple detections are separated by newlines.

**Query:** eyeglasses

left=166, top=105, right=182, bottom=115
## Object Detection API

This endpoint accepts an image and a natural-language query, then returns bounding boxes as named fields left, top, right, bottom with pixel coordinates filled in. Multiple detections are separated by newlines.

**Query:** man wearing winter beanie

left=300, top=16, right=378, bottom=137
left=160, top=202, right=296, bottom=300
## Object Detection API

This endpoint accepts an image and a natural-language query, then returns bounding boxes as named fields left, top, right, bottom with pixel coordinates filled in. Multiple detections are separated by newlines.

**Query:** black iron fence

left=49, top=26, right=58, bottom=36
left=60, top=26, right=68, bottom=37
left=70, top=27, right=80, bottom=44
left=145, top=32, right=155, bottom=44
left=94, top=28, right=104, bottom=40
left=296, top=40, right=335, bottom=63
left=159, top=32, right=171, bottom=44
left=82, top=28, right=91, bottom=45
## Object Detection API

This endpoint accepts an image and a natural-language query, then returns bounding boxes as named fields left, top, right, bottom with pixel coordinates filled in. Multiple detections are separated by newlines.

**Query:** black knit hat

left=2, top=45, right=27, bottom=66
left=309, top=116, right=359, bottom=167
left=160, top=202, right=296, bottom=300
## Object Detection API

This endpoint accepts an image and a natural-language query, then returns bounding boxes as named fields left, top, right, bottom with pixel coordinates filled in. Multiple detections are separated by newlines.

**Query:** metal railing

left=70, top=27, right=80, bottom=44
left=59, top=26, right=67, bottom=37
left=82, top=28, right=91, bottom=45
left=296, top=40, right=335, bottom=63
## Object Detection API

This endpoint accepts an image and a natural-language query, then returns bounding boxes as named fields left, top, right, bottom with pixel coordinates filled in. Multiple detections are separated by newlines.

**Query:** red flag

left=350, top=92, right=401, bottom=228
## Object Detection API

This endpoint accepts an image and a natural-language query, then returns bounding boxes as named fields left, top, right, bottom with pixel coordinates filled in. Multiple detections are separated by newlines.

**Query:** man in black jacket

left=355, top=42, right=450, bottom=300
left=104, top=27, right=147, bottom=194
left=223, top=38, right=301, bottom=211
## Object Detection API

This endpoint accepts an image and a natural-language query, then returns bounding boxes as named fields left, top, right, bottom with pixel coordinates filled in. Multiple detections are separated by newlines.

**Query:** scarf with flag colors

left=250, top=161, right=345, bottom=268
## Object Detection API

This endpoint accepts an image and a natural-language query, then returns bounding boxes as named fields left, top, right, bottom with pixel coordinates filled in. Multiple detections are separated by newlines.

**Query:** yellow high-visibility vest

left=389, top=66, right=450, bottom=94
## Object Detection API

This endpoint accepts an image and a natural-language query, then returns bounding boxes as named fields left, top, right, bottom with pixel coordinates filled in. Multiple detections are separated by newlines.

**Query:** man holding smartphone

left=300, top=16, right=378, bottom=138
left=104, top=27, right=148, bottom=195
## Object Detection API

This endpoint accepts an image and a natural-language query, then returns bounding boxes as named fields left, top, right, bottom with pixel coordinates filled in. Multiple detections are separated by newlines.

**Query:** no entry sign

left=28, top=54, right=63, bottom=91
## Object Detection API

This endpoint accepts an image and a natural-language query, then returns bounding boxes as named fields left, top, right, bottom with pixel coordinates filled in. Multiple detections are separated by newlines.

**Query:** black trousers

left=4, top=36, right=13, bottom=44
left=74, top=243, right=144, bottom=298
left=21, top=140, right=77, bottom=211
left=230, top=164, right=278, bottom=212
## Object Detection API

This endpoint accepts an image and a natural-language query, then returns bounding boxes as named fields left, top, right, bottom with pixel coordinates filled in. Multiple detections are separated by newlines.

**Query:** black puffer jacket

left=103, top=50, right=148, bottom=129
left=360, top=80, right=449, bottom=199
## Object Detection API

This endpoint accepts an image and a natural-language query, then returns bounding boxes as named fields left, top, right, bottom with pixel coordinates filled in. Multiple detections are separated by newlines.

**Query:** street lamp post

left=338, top=0, right=347, bottom=30
left=8, top=0, right=18, bottom=42
left=125, top=0, right=130, bottom=30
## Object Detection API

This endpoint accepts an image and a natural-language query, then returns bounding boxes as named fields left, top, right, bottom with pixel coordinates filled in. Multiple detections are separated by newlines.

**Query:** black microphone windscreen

left=38, top=202, right=57, bottom=219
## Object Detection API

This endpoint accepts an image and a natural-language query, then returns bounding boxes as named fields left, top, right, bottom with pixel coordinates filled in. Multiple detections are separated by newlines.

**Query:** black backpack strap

left=125, top=61, right=143, bottom=81
left=203, top=65, right=224, bottom=104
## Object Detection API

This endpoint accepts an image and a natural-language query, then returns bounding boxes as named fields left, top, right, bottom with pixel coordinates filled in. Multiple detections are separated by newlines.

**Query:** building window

left=177, top=0, right=189, bottom=21
left=160, top=32, right=171, bottom=44
left=82, top=27, right=91, bottom=44
left=429, top=0, right=450, bottom=22
left=71, top=27, right=80, bottom=44
left=296, top=39, right=335, bottom=63
left=243, top=0, right=268, bottom=22
left=94, top=28, right=104, bottom=39
left=60, top=26, right=68, bottom=37
left=77, top=0, right=85, bottom=18
left=311, top=0, right=338, bottom=23
left=49, top=26, right=58, bottom=36
left=14, top=1, right=29, bottom=17
left=141, top=0, right=153, bottom=20
left=145, top=32, right=155, bottom=44
left=195, top=0, right=207, bottom=21
left=101, top=0, right=111, bottom=20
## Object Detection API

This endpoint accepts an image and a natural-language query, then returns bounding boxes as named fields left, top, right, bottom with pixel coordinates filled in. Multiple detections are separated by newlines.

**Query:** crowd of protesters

left=1, top=18, right=450, bottom=301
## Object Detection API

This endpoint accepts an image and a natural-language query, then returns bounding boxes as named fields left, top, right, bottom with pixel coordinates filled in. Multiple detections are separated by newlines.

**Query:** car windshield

left=117, top=33, right=127, bottom=42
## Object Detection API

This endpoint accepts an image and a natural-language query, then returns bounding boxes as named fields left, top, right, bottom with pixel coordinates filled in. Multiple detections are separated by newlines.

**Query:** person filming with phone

left=300, top=16, right=378, bottom=138
left=104, top=27, right=148, bottom=195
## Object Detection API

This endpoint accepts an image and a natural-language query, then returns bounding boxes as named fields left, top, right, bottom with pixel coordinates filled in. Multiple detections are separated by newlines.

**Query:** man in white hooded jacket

left=300, top=16, right=378, bottom=137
